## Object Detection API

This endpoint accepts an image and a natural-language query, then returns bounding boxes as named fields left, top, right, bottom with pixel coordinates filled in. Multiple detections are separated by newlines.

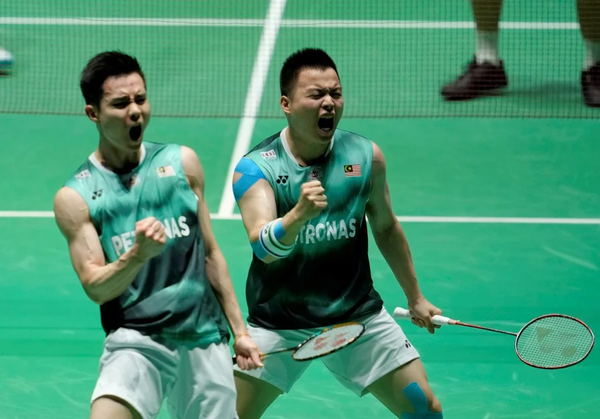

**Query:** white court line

left=281, top=20, right=580, bottom=30
left=0, top=17, right=580, bottom=30
left=542, top=246, right=599, bottom=270
left=1, top=212, right=599, bottom=224
left=217, top=0, right=287, bottom=217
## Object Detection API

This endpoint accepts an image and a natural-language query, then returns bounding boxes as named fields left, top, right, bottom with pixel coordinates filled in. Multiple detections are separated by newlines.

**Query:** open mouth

left=317, top=117, right=334, bottom=133
left=129, top=125, right=142, bottom=141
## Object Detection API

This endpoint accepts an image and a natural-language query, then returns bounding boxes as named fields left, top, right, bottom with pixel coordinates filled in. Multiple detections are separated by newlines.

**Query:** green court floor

left=0, top=114, right=598, bottom=418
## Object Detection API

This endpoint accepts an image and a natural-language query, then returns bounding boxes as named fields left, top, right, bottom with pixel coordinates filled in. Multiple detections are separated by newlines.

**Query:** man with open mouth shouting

left=231, top=48, right=444, bottom=419
left=53, top=51, right=262, bottom=419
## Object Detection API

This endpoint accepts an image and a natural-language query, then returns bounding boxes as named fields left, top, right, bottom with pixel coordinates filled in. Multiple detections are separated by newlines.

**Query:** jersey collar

left=280, top=128, right=334, bottom=166
left=89, top=144, right=147, bottom=176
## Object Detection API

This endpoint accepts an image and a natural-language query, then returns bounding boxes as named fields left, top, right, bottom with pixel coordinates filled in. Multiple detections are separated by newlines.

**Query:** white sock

left=584, top=39, right=600, bottom=70
left=475, top=31, right=500, bottom=65
left=0, top=47, right=13, bottom=65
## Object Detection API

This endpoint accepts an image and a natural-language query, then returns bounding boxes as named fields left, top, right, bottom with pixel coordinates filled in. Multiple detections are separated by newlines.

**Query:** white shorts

left=91, top=328, right=237, bottom=419
left=234, top=307, right=419, bottom=396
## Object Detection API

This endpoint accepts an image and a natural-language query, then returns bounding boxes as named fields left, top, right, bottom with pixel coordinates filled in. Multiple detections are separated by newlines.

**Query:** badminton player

left=231, top=48, right=444, bottom=419
left=53, top=51, right=262, bottom=419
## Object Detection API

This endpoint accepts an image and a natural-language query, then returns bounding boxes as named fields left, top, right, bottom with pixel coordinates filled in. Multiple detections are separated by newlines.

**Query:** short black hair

left=80, top=51, right=146, bottom=108
left=280, top=48, right=339, bottom=96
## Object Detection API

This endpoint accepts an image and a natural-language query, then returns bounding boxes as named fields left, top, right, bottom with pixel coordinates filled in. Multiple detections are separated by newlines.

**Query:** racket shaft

left=456, top=322, right=517, bottom=336
left=261, top=346, right=296, bottom=357
left=232, top=346, right=296, bottom=364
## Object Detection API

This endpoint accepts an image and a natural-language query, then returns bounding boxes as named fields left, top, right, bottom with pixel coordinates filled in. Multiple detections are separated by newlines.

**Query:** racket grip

left=232, top=354, right=267, bottom=365
left=392, top=307, right=455, bottom=326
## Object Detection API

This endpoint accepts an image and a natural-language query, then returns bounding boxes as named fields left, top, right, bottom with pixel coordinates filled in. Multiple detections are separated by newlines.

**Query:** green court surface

left=1, top=114, right=599, bottom=418
left=1, top=0, right=600, bottom=418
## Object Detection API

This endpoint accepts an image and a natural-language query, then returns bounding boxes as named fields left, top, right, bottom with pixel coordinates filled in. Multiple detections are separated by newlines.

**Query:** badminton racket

left=233, top=321, right=365, bottom=364
left=393, top=307, right=594, bottom=369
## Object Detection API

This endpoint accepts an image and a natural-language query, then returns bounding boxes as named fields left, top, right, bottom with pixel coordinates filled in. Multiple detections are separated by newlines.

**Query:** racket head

left=291, top=322, right=365, bottom=361
left=515, top=314, right=595, bottom=369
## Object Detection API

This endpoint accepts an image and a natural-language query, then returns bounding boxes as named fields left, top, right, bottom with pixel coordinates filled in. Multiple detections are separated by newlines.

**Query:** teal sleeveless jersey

left=241, top=129, right=383, bottom=329
left=64, top=142, right=229, bottom=346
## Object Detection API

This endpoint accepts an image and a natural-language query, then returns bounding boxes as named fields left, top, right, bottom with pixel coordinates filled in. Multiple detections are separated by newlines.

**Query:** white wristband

left=259, top=218, right=295, bottom=258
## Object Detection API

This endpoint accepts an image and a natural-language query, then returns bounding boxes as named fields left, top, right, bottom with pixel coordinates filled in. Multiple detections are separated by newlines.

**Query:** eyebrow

left=108, top=93, right=146, bottom=103
left=306, top=86, right=342, bottom=92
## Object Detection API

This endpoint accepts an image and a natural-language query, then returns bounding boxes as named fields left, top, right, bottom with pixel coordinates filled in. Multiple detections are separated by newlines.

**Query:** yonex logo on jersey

left=344, top=164, right=361, bottom=177
left=276, top=175, right=288, bottom=184
left=76, top=170, right=91, bottom=180
left=404, top=339, right=412, bottom=348
left=92, top=189, right=103, bottom=200
left=260, top=150, right=277, bottom=160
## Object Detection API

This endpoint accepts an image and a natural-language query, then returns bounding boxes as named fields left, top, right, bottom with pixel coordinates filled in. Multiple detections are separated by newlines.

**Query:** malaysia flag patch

left=344, top=164, right=361, bottom=177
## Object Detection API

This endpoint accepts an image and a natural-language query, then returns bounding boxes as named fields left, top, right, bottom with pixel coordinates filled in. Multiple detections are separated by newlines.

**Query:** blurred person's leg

left=473, top=0, right=503, bottom=65
left=577, top=0, right=600, bottom=107
left=441, top=0, right=508, bottom=101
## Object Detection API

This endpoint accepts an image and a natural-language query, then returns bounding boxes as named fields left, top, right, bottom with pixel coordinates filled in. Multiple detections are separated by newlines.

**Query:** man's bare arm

left=53, top=187, right=164, bottom=305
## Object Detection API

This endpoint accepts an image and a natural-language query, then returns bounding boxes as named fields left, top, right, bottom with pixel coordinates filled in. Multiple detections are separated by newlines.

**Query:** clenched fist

left=295, top=180, right=328, bottom=222
left=132, top=217, right=167, bottom=261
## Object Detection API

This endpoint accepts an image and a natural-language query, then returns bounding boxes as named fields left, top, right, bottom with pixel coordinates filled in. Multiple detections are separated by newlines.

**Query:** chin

left=125, top=137, right=144, bottom=149
left=316, top=130, right=335, bottom=141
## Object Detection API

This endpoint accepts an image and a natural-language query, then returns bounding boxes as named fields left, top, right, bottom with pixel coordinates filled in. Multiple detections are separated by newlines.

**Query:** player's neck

left=285, top=126, right=330, bottom=166
left=96, top=139, right=143, bottom=174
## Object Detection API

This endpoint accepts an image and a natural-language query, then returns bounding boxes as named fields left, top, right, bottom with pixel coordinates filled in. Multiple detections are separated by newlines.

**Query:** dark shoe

left=442, top=58, right=508, bottom=100
left=582, top=63, right=600, bottom=108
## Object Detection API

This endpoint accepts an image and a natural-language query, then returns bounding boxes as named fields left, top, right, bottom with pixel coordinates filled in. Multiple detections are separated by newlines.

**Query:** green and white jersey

left=64, top=142, right=229, bottom=346
left=241, top=129, right=383, bottom=329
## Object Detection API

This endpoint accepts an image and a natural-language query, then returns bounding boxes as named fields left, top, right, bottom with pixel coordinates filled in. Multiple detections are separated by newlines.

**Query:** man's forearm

left=276, top=206, right=309, bottom=245
left=81, top=248, right=146, bottom=305
left=205, top=250, right=248, bottom=338
left=372, top=223, right=423, bottom=303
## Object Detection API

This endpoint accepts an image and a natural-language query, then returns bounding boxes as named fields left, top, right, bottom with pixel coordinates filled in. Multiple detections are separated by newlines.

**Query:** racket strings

left=516, top=316, right=594, bottom=368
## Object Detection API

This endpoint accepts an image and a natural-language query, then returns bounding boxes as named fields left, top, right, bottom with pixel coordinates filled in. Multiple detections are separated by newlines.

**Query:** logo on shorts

left=276, top=175, right=288, bottom=184
left=92, top=189, right=103, bottom=200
